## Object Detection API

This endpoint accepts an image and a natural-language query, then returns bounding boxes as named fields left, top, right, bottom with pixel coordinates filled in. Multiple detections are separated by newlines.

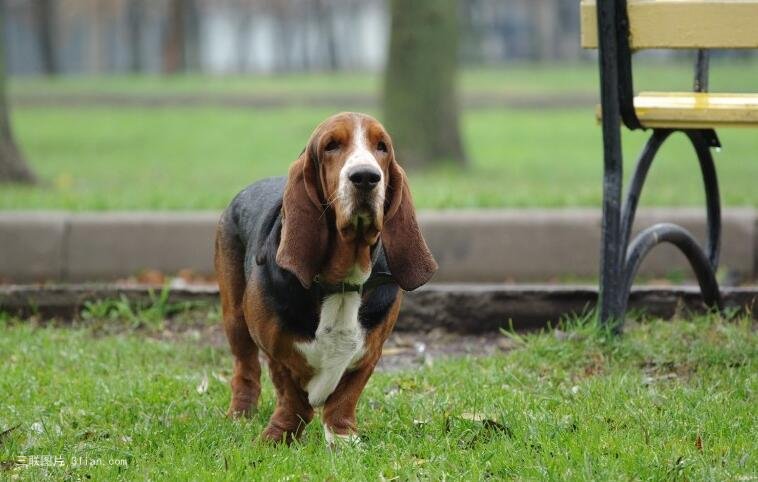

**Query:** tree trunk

left=383, top=0, right=467, bottom=169
left=32, top=0, right=57, bottom=76
left=89, top=1, right=107, bottom=74
left=531, top=0, right=558, bottom=61
left=235, top=1, right=253, bottom=73
left=272, top=4, right=295, bottom=73
left=314, top=0, right=339, bottom=71
left=127, top=0, right=145, bottom=73
left=163, top=0, right=186, bottom=73
left=184, top=0, right=200, bottom=71
left=164, top=0, right=200, bottom=73
left=0, top=4, right=36, bottom=184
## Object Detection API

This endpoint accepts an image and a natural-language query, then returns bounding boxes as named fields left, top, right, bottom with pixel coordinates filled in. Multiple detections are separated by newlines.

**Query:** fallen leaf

left=136, top=269, right=165, bottom=285
left=695, top=433, right=703, bottom=451
left=382, top=347, right=410, bottom=356
left=458, top=413, right=513, bottom=436
left=497, top=338, right=517, bottom=351
left=391, top=335, right=415, bottom=347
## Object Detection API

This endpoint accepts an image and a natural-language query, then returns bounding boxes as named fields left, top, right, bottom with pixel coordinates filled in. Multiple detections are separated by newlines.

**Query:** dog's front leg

left=321, top=363, right=375, bottom=445
left=261, top=359, right=314, bottom=444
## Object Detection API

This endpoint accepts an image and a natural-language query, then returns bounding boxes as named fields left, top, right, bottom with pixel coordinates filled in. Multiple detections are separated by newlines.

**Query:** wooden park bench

left=580, top=0, right=758, bottom=326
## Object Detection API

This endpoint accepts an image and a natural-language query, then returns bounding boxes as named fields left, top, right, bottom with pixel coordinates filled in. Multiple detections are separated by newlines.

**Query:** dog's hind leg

left=215, top=218, right=261, bottom=418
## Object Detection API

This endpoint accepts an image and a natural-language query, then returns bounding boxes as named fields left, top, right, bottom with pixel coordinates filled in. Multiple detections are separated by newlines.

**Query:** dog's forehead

left=363, top=118, right=387, bottom=139
left=319, top=113, right=385, bottom=141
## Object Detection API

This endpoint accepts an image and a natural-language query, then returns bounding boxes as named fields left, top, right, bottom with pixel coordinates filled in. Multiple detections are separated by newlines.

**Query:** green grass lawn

left=0, top=314, right=755, bottom=480
left=3, top=106, right=757, bottom=210
left=3, top=62, right=758, bottom=210
left=10, top=60, right=758, bottom=96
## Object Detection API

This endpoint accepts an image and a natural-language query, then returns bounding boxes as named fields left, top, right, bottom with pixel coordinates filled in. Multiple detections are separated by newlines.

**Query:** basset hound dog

left=214, top=112, right=437, bottom=444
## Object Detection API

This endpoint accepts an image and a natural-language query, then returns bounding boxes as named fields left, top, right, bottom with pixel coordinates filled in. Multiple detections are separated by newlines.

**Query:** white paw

left=324, top=424, right=362, bottom=448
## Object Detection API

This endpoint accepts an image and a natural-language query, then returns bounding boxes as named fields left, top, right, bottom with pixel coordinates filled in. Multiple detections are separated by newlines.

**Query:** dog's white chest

left=296, top=292, right=366, bottom=407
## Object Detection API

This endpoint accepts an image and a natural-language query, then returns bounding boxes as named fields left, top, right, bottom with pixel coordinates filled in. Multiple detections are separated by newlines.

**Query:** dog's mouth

left=354, top=193, right=377, bottom=213
left=351, top=207, right=374, bottom=227
left=341, top=199, right=383, bottom=241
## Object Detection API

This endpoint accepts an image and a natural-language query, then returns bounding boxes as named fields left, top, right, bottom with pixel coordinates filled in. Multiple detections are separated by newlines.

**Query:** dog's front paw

left=259, top=423, right=304, bottom=445
left=323, top=424, right=362, bottom=449
left=226, top=397, right=258, bottom=419
left=226, top=406, right=256, bottom=419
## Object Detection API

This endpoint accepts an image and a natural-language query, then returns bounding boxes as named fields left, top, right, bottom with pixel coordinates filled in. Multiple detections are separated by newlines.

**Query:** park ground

left=3, top=61, right=758, bottom=210
left=2, top=61, right=757, bottom=480
left=0, top=309, right=755, bottom=480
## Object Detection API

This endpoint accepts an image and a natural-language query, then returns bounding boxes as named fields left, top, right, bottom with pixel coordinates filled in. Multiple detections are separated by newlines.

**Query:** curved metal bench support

left=602, top=128, right=723, bottom=329
left=621, top=223, right=723, bottom=316
left=621, top=129, right=722, bottom=266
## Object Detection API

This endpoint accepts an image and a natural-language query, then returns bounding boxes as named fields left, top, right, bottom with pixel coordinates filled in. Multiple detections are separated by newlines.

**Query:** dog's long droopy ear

left=276, top=147, right=328, bottom=288
left=382, top=159, right=438, bottom=291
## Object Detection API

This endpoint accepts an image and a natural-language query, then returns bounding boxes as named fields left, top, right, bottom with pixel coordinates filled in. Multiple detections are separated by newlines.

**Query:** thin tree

left=184, top=0, right=200, bottom=71
left=267, top=0, right=295, bottom=73
left=234, top=0, right=254, bottom=73
left=383, top=0, right=467, bottom=169
left=32, top=0, right=57, bottom=75
left=0, top=3, right=36, bottom=184
left=314, top=0, right=338, bottom=71
left=127, top=0, right=145, bottom=73
left=163, top=0, right=199, bottom=73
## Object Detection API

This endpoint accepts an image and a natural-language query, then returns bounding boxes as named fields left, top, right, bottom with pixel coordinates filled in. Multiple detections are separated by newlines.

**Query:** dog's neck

left=319, top=228, right=377, bottom=285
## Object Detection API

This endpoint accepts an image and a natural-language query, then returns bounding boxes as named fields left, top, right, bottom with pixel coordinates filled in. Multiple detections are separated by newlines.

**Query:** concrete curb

left=1, top=284, right=756, bottom=333
left=1, top=209, right=755, bottom=283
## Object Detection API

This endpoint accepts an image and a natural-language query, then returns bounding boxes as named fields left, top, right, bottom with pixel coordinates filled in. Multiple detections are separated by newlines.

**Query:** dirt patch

left=154, top=320, right=516, bottom=372
left=377, top=329, right=517, bottom=371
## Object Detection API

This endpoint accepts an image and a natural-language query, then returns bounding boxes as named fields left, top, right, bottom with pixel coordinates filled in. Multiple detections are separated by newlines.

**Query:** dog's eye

left=377, top=141, right=388, bottom=153
left=325, top=140, right=340, bottom=152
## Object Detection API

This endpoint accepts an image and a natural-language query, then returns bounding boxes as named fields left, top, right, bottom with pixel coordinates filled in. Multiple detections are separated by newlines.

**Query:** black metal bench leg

left=598, top=135, right=624, bottom=327
left=597, top=0, right=626, bottom=327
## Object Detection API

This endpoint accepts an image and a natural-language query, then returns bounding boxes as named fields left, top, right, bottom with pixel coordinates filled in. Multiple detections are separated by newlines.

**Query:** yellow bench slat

left=581, top=0, right=758, bottom=49
left=596, top=93, right=758, bottom=128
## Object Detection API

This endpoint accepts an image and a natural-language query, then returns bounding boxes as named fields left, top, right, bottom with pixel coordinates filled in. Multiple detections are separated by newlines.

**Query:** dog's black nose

left=348, top=167, right=381, bottom=191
